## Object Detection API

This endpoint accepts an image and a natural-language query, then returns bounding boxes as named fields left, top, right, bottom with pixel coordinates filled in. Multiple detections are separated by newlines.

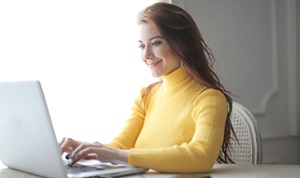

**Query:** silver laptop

left=0, top=80, right=148, bottom=178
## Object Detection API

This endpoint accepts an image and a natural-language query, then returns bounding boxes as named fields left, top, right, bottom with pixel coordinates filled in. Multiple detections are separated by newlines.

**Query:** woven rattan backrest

left=229, top=102, right=263, bottom=164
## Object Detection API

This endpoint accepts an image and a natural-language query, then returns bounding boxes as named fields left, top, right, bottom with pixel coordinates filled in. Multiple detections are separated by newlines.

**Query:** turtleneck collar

left=161, top=67, right=191, bottom=96
left=162, top=67, right=188, bottom=85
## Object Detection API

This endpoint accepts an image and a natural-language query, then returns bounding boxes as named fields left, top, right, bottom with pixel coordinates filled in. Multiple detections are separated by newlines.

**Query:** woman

left=60, top=2, right=235, bottom=173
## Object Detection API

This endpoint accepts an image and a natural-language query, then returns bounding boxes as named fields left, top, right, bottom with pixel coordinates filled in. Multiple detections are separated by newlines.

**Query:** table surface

left=0, top=162, right=299, bottom=178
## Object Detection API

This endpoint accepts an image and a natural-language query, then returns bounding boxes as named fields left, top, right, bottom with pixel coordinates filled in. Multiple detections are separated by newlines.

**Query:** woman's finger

left=58, top=137, right=66, bottom=146
left=64, top=147, right=74, bottom=159
left=60, top=138, right=79, bottom=154
left=83, top=153, right=98, bottom=160
left=69, top=143, right=103, bottom=166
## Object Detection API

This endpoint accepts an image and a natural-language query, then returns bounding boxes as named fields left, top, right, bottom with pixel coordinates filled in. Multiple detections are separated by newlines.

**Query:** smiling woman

left=0, top=0, right=159, bottom=142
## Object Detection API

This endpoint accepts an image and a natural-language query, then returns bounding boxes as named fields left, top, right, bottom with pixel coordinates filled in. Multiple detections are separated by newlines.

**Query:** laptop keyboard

left=64, top=161, right=103, bottom=174
left=67, top=164, right=103, bottom=174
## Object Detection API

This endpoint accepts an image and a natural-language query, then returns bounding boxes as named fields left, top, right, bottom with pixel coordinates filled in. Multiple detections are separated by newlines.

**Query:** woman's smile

left=147, top=59, right=162, bottom=68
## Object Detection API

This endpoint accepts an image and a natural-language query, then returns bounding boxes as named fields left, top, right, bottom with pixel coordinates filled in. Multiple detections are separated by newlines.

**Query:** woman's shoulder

left=198, top=87, right=227, bottom=101
left=140, top=81, right=162, bottom=94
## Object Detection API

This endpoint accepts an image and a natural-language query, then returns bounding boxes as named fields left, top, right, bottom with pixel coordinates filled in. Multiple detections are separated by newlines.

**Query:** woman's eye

left=138, top=44, right=145, bottom=49
left=152, top=41, right=161, bottom=46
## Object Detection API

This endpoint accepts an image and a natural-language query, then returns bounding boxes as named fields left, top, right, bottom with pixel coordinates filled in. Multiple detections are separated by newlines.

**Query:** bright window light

left=0, top=0, right=159, bottom=142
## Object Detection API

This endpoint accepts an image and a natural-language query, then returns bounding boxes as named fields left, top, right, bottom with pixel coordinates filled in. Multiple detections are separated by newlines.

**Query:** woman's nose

left=142, top=46, right=154, bottom=60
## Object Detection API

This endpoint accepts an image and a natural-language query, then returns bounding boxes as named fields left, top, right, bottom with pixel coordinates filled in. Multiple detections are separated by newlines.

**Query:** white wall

left=173, top=0, right=300, bottom=164
left=0, top=0, right=158, bottom=143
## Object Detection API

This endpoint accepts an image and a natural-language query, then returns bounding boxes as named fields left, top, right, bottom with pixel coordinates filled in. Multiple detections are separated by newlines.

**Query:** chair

left=229, top=101, right=263, bottom=164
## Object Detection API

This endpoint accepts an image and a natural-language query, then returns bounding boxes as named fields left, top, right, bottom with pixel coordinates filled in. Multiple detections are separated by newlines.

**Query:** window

left=0, top=0, right=162, bottom=142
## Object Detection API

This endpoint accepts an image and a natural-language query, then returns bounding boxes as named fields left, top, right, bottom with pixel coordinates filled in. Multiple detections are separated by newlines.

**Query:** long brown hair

left=138, top=2, right=236, bottom=163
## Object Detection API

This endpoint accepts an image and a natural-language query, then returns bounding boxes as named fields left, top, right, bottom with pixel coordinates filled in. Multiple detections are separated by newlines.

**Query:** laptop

left=0, top=80, right=148, bottom=178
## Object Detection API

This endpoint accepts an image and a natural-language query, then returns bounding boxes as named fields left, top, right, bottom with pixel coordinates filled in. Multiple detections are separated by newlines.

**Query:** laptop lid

left=0, top=80, right=147, bottom=178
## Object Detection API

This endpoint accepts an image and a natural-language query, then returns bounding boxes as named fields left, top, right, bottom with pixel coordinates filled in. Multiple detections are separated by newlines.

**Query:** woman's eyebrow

left=138, top=36, right=164, bottom=43
left=148, top=36, right=163, bottom=41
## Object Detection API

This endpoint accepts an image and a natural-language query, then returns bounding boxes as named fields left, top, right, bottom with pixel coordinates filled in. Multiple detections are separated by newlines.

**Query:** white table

left=1, top=161, right=299, bottom=178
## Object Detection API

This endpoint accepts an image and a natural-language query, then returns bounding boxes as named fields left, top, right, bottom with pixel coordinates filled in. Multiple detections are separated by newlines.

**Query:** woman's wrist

left=116, top=149, right=130, bottom=163
left=104, top=145, right=130, bottom=163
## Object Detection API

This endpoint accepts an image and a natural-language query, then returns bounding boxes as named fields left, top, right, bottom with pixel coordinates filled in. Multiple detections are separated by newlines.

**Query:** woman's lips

left=147, top=60, right=162, bottom=68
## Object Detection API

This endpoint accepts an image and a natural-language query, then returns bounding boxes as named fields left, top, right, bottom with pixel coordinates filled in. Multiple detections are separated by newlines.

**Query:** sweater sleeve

left=128, top=89, right=228, bottom=173
left=106, top=87, right=147, bottom=149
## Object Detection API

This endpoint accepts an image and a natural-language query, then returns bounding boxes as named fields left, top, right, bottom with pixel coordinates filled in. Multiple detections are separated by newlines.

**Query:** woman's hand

left=59, top=138, right=84, bottom=159
left=59, top=137, right=129, bottom=166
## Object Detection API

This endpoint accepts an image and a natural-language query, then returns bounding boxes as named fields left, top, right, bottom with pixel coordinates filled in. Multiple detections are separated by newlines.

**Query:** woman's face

left=138, top=22, right=181, bottom=77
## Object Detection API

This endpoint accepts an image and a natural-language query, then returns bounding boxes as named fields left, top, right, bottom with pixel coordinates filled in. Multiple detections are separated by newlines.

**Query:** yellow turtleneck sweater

left=108, top=67, right=228, bottom=173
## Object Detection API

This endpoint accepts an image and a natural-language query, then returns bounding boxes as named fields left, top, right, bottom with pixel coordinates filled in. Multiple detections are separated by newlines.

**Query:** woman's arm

left=128, top=89, right=228, bottom=173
